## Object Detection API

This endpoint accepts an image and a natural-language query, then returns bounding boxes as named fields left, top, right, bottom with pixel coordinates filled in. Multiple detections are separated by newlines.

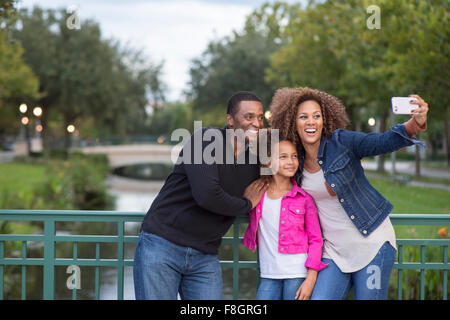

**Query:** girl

left=243, top=132, right=327, bottom=300
left=269, top=87, right=428, bottom=299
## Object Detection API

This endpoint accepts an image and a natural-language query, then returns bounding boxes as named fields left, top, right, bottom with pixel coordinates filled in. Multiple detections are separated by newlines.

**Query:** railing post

left=43, top=220, right=55, bottom=300
left=95, top=242, right=100, bottom=300
left=420, top=245, right=425, bottom=300
left=117, top=221, right=124, bottom=300
left=21, top=241, right=27, bottom=300
left=0, top=241, right=4, bottom=300
left=72, top=242, right=78, bottom=300
left=397, top=245, right=403, bottom=300
left=443, top=245, right=448, bottom=300
left=232, top=222, right=239, bottom=300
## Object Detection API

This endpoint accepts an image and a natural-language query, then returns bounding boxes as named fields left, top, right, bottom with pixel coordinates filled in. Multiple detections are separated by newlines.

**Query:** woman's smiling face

left=296, top=100, right=324, bottom=147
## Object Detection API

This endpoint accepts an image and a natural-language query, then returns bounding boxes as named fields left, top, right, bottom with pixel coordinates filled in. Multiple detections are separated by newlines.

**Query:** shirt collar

left=317, top=134, right=328, bottom=160
left=284, top=178, right=307, bottom=198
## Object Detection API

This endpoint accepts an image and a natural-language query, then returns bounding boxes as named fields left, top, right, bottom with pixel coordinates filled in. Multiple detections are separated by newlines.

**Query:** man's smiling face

left=227, top=100, right=264, bottom=142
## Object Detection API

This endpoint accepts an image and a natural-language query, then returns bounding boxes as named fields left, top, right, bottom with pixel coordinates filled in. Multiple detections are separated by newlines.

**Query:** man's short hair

left=227, top=91, right=262, bottom=117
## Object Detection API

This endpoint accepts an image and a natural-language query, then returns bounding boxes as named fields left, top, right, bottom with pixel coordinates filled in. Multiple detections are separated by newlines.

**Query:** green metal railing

left=0, top=210, right=448, bottom=300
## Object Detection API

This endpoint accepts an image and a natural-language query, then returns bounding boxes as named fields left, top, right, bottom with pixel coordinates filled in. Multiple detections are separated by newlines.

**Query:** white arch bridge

left=79, top=144, right=180, bottom=168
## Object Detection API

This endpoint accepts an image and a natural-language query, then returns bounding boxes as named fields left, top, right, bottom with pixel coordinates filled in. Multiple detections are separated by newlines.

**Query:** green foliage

left=266, top=0, right=449, bottom=153
left=187, top=1, right=298, bottom=115
left=0, top=154, right=114, bottom=210
left=0, top=31, right=40, bottom=134
left=148, top=101, right=194, bottom=134
left=11, top=7, right=166, bottom=143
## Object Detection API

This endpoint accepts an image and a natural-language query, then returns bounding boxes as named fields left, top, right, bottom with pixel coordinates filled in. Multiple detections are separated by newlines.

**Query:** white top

left=301, top=169, right=396, bottom=273
left=257, top=194, right=308, bottom=279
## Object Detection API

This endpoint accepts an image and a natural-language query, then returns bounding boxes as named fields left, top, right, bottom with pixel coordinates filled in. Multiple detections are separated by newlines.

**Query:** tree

left=266, top=0, right=449, bottom=171
left=0, top=1, right=40, bottom=142
left=13, top=7, right=166, bottom=149
left=383, top=0, right=449, bottom=167
left=187, top=1, right=297, bottom=126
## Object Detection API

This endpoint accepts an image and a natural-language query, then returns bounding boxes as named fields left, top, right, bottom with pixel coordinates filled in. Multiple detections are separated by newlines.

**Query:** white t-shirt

left=301, top=169, right=396, bottom=273
left=257, top=194, right=308, bottom=279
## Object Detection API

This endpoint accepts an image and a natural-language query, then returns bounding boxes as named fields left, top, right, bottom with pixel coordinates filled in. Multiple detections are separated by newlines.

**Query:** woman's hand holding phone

left=408, top=94, right=429, bottom=127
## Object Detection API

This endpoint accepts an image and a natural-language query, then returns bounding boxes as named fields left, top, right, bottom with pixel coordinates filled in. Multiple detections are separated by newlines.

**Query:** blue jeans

left=133, top=231, right=223, bottom=300
left=256, top=278, right=305, bottom=300
left=311, top=241, right=396, bottom=300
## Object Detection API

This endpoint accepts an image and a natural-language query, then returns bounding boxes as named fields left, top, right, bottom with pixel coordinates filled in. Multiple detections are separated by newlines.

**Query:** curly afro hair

left=269, top=87, right=349, bottom=150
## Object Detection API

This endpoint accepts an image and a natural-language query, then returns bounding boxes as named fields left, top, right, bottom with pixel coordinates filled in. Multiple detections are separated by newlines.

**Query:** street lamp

left=67, top=124, right=75, bottom=133
left=33, top=106, right=43, bottom=117
left=21, top=116, right=29, bottom=125
left=19, top=103, right=28, bottom=114
left=19, top=103, right=31, bottom=155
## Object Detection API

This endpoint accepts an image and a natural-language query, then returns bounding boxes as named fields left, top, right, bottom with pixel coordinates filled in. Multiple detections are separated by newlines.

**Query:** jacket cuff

left=391, top=123, right=427, bottom=148
left=305, top=258, right=328, bottom=272
left=404, top=118, right=427, bottom=137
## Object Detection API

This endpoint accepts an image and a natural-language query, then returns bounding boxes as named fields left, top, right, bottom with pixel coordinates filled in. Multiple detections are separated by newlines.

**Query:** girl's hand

left=409, top=94, right=429, bottom=127
left=295, top=269, right=317, bottom=300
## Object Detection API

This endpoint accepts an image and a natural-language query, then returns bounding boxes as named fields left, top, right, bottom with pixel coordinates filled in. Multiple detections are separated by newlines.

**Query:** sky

left=19, top=0, right=302, bottom=101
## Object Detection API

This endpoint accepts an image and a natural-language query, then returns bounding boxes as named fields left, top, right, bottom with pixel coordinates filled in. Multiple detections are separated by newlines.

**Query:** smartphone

left=391, top=97, right=418, bottom=114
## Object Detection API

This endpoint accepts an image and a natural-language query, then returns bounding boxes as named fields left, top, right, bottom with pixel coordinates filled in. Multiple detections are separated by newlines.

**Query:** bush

left=36, top=154, right=114, bottom=210
left=388, top=244, right=448, bottom=300
left=0, top=153, right=114, bottom=210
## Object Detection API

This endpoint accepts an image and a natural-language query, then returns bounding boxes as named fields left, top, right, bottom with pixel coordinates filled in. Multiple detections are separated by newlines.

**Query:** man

left=133, top=91, right=267, bottom=299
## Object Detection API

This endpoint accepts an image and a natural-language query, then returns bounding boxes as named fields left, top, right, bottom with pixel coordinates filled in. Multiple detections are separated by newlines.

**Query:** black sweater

left=141, top=126, right=260, bottom=254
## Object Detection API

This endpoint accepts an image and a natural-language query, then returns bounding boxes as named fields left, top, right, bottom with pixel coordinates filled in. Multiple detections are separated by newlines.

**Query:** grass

left=365, top=168, right=450, bottom=186
left=0, top=162, right=46, bottom=211
left=367, top=176, right=449, bottom=240
left=367, top=176, right=449, bottom=214
left=0, top=162, right=46, bottom=194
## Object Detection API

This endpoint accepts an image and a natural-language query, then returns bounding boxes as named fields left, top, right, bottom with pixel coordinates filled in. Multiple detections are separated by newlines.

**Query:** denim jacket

left=295, top=123, right=426, bottom=237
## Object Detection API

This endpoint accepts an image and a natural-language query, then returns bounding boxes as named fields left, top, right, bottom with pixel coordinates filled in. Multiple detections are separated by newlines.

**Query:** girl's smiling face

left=272, top=140, right=299, bottom=178
left=296, top=100, right=324, bottom=147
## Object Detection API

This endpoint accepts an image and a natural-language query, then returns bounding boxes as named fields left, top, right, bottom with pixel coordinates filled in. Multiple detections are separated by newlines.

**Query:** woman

left=269, top=87, right=428, bottom=300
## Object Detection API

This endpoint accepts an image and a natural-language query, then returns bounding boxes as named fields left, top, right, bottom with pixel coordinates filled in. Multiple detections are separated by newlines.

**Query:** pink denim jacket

left=243, top=180, right=328, bottom=271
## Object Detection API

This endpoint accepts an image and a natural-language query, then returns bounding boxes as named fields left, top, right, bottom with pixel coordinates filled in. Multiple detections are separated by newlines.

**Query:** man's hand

left=243, top=179, right=268, bottom=209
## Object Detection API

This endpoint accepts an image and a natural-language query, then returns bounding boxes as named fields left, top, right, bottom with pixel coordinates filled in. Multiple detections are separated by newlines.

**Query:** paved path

left=363, top=160, right=450, bottom=191
left=0, top=151, right=15, bottom=163
left=362, top=160, right=450, bottom=180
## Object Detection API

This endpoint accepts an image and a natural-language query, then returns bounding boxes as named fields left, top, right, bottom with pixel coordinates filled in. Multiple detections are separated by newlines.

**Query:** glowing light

left=264, top=111, right=272, bottom=120
left=36, top=124, right=43, bottom=132
left=21, top=117, right=29, bottom=125
left=67, top=124, right=75, bottom=133
left=33, top=106, right=43, bottom=117
left=368, top=118, right=376, bottom=126
left=19, top=104, right=28, bottom=113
